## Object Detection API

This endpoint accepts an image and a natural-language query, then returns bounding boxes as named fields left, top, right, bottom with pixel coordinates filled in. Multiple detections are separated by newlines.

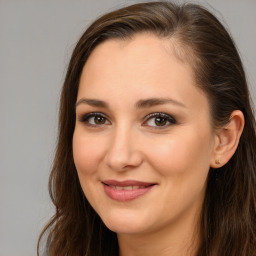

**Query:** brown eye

left=94, top=116, right=106, bottom=124
left=143, top=112, right=176, bottom=128
left=154, top=117, right=167, bottom=126
left=79, top=112, right=111, bottom=126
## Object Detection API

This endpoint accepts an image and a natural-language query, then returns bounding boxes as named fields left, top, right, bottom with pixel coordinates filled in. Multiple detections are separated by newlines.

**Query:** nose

left=104, top=125, right=143, bottom=172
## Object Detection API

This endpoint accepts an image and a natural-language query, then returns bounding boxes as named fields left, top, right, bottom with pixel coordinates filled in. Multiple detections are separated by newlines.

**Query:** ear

left=210, top=110, right=244, bottom=168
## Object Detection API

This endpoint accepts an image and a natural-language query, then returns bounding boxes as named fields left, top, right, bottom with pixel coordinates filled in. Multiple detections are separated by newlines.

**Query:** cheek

left=72, top=129, right=106, bottom=207
left=72, top=129, right=105, bottom=176
left=145, top=130, right=213, bottom=177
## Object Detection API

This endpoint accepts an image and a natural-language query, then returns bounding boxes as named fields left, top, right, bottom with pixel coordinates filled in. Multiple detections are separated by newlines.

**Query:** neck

left=117, top=208, right=201, bottom=256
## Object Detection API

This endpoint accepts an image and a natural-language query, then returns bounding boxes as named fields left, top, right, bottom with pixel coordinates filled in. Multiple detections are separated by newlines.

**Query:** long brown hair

left=38, top=2, right=256, bottom=255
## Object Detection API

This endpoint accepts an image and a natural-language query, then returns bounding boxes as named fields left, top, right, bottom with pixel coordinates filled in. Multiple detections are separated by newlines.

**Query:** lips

left=102, top=180, right=156, bottom=201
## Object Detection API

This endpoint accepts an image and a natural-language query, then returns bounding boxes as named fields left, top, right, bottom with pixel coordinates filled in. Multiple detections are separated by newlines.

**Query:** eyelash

left=78, top=112, right=110, bottom=127
left=142, top=112, right=176, bottom=128
left=78, top=112, right=176, bottom=129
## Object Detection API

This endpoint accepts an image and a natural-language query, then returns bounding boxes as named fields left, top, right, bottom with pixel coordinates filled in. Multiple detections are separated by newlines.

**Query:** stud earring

left=215, top=159, right=221, bottom=165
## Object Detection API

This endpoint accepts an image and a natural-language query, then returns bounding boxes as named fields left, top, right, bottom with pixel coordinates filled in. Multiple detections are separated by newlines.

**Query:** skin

left=72, top=33, right=236, bottom=256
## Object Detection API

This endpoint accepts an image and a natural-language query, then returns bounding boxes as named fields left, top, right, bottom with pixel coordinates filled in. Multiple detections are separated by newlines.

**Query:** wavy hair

left=38, top=2, right=256, bottom=255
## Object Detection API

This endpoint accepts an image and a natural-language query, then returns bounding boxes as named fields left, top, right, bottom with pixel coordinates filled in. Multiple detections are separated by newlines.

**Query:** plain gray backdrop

left=0, top=0, right=255, bottom=255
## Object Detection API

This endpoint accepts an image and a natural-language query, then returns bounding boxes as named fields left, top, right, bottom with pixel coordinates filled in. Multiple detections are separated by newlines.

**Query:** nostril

left=105, top=150, right=144, bottom=171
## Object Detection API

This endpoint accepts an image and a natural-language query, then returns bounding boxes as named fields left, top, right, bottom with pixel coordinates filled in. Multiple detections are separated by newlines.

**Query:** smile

left=109, top=185, right=146, bottom=190
left=102, top=180, right=156, bottom=201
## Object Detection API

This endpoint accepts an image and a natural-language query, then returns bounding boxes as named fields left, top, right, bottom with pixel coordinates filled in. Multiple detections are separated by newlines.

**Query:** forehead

left=78, top=33, right=208, bottom=115
left=80, top=33, right=196, bottom=89
left=86, top=33, right=191, bottom=68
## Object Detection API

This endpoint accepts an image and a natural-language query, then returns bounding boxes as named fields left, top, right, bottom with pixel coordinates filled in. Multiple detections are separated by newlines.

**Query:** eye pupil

left=95, top=116, right=105, bottom=124
left=155, top=117, right=167, bottom=126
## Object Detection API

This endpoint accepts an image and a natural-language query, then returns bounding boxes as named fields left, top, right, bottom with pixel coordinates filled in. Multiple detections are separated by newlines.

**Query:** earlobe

left=210, top=110, right=244, bottom=168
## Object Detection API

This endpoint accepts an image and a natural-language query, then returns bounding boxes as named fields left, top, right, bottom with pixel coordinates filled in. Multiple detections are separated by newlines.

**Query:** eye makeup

left=142, top=112, right=177, bottom=129
left=78, top=112, right=111, bottom=127
left=77, top=111, right=177, bottom=130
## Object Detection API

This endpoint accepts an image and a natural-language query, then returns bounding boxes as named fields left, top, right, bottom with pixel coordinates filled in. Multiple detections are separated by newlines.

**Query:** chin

left=105, top=221, right=147, bottom=235
left=99, top=209, right=151, bottom=234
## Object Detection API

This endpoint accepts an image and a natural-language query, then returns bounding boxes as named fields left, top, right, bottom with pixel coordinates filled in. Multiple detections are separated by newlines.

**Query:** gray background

left=0, top=0, right=255, bottom=255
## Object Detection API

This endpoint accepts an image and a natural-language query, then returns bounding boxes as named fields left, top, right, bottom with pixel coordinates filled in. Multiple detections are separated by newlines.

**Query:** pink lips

left=102, top=180, right=156, bottom=202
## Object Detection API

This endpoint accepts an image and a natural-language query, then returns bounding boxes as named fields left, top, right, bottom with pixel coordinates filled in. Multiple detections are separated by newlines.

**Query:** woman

left=38, top=1, right=256, bottom=256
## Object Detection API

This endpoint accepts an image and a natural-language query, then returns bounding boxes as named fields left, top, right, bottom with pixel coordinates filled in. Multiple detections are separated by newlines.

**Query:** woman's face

left=73, top=34, right=217, bottom=236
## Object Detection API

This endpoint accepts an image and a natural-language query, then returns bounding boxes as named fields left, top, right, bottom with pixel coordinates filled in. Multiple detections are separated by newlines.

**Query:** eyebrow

left=75, top=98, right=109, bottom=108
left=75, top=97, right=186, bottom=109
left=135, top=98, right=186, bottom=109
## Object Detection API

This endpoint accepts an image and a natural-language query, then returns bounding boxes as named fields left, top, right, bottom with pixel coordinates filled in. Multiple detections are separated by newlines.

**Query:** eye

left=79, top=112, right=110, bottom=127
left=143, top=112, right=176, bottom=128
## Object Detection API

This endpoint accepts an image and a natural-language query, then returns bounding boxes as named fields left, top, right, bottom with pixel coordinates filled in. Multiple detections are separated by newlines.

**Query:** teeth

left=123, top=186, right=134, bottom=190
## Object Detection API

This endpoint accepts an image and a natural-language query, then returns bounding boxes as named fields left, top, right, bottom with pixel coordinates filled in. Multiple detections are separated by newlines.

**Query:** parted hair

left=38, top=2, right=256, bottom=255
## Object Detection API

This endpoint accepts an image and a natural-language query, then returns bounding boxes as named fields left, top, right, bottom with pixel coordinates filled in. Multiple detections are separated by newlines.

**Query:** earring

left=215, top=159, right=221, bottom=165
